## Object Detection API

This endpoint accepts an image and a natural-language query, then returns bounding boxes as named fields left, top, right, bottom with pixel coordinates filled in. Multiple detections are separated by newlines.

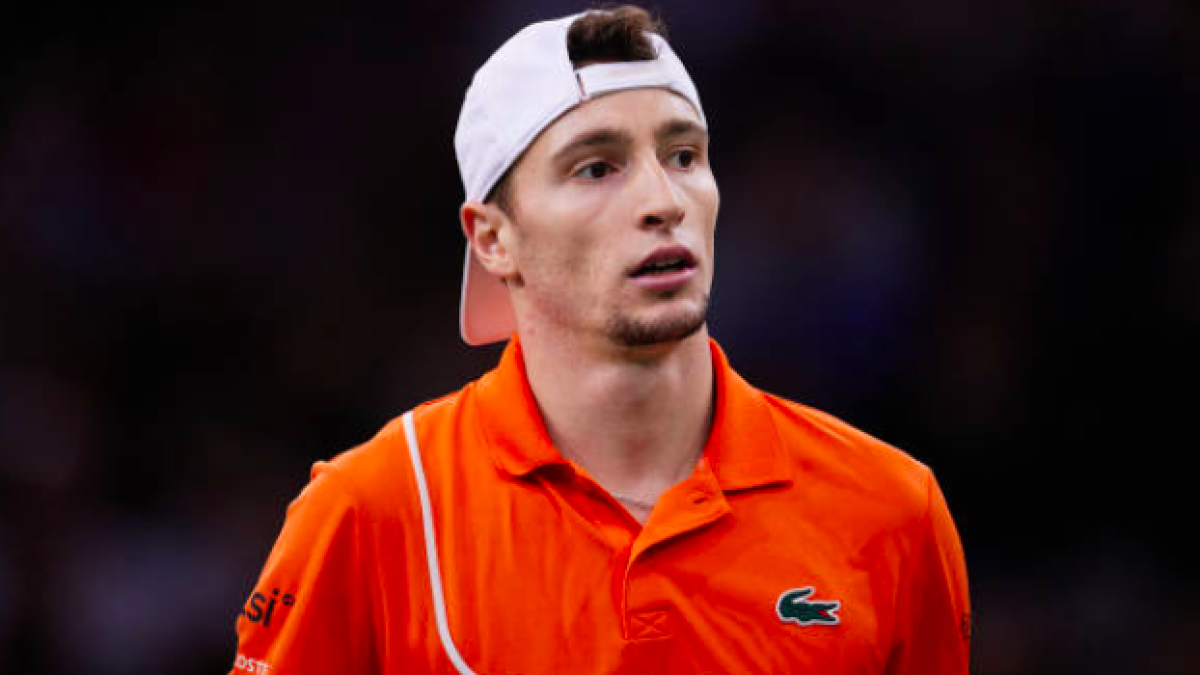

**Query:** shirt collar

left=474, top=336, right=792, bottom=492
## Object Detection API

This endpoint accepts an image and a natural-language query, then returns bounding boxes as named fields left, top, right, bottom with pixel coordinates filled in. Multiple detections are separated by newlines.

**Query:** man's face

left=499, top=88, right=719, bottom=348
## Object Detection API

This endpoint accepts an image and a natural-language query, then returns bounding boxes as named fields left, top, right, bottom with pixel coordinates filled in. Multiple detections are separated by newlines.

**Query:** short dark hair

left=567, top=5, right=665, bottom=66
left=486, top=5, right=667, bottom=215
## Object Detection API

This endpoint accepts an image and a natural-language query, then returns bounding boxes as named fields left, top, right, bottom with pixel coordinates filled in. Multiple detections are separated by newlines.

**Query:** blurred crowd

left=2, top=1, right=1198, bottom=673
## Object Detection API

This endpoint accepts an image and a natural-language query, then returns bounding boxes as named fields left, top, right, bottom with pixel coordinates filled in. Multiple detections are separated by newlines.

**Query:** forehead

left=530, top=88, right=705, bottom=156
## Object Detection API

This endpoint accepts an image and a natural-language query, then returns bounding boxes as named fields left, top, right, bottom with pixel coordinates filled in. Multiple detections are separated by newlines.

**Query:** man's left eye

left=668, top=149, right=696, bottom=169
left=574, top=162, right=613, bottom=180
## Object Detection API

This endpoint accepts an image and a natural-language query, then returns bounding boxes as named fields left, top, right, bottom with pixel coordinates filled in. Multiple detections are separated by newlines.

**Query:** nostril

left=642, top=208, right=685, bottom=228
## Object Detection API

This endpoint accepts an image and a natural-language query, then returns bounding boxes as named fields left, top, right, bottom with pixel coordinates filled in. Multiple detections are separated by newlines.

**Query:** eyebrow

left=655, top=118, right=708, bottom=144
left=550, top=117, right=709, bottom=166
left=551, top=127, right=632, bottom=165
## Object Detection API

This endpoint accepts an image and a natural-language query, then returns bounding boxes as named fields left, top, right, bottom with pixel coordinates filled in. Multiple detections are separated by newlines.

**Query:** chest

left=385, top=480, right=901, bottom=675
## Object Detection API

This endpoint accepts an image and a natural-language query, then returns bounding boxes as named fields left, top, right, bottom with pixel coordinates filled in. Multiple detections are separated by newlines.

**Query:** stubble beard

left=604, top=293, right=711, bottom=347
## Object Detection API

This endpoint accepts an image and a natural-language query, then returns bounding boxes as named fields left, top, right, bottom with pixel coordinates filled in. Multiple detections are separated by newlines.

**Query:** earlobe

left=461, top=202, right=517, bottom=278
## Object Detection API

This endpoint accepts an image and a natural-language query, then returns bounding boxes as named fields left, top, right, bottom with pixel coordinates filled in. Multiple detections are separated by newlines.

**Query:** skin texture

left=460, top=89, right=720, bottom=522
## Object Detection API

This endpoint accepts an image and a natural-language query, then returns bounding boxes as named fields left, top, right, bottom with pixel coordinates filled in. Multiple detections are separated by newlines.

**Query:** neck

left=518, top=324, right=715, bottom=503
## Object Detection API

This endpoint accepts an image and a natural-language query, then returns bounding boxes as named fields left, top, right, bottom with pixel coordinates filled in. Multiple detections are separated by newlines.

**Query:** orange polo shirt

left=231, top=338, right=970, bottom=674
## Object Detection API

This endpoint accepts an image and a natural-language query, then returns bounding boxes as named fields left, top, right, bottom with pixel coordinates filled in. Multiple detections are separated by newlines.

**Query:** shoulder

left=305, top=388, right=470, bottom=521
left=760, top=391, right=935, bottom=520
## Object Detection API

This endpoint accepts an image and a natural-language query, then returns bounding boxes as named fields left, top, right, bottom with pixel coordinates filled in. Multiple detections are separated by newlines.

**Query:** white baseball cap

left=453, top=10, right=706, bottom=345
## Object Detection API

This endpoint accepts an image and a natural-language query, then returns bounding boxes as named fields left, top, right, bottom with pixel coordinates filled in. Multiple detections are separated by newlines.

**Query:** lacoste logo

left=776, top=586, right=841, bottom=626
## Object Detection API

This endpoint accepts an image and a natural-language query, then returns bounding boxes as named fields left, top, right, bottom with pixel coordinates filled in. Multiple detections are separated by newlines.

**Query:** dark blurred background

left=2, top=0, right=1198, bottom=673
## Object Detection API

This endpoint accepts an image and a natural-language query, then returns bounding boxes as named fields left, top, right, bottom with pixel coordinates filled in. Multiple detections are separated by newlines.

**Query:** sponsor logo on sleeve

left=240, top=588, right=296, bottom=628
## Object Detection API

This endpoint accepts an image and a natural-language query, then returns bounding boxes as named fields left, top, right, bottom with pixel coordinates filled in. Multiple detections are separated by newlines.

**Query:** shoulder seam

left=312, top=460, right=368, bottom=515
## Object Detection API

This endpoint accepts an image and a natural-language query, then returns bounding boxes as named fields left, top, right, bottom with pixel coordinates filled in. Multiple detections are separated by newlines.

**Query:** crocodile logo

left=776, top=586, right=841, bottom=627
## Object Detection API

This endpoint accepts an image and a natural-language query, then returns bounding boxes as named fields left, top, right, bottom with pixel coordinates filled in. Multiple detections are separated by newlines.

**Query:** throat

left=517, top=327, right=716, bottom=523
left=611, top=491, right=659, bottom=524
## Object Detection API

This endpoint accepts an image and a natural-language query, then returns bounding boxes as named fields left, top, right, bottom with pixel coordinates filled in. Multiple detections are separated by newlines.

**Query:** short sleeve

left=885, top=469, right=971, bottom=675
left=229, top=462, right=378, bottom=675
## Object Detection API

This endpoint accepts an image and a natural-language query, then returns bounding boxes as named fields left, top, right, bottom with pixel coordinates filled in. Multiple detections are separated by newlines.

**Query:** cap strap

left=575, top=60, right=677, bottom=100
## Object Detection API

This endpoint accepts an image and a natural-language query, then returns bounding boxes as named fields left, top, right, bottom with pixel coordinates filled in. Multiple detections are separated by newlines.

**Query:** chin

left=605, top=295, right=709, bottom=348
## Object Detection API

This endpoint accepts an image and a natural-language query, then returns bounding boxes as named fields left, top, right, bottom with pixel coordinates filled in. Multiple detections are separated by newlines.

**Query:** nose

left=634, top=156, right=686, bottom=230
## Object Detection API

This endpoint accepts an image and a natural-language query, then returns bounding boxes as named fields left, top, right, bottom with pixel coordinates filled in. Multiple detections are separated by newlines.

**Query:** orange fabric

left=231, top=338, right=970, bottom=674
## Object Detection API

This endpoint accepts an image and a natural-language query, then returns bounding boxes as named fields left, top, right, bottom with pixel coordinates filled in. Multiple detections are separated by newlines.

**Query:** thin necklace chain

left=608, top=455, right=707, bottom=512
left=611, top=492, right=658, bottom=510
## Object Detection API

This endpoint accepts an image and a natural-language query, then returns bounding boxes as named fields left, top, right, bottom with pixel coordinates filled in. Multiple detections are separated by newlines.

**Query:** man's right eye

left=573, top=162, right=613, bottom=180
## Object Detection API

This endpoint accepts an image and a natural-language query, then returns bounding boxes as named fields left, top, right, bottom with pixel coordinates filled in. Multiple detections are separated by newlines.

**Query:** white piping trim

left=401, top=411, right=480, bottom=675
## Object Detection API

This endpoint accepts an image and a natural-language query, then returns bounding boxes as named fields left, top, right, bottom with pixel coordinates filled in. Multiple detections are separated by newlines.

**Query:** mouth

left=629, top=246, right=698, bottom=278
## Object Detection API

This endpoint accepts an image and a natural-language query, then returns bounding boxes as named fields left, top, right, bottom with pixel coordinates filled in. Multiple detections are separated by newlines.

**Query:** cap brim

left=460, top=242, right=517, bottom=345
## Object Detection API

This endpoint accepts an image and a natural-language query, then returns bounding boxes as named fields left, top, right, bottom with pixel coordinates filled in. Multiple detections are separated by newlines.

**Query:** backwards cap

left=453, top=11, right=706, bottom=345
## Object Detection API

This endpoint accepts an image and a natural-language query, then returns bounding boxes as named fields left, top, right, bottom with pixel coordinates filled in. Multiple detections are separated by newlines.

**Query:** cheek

left=695, top=173, right=720, bottom=222
left=516, top=217, right=605, bottom=286
left=687, top=177, right=720, bottom=244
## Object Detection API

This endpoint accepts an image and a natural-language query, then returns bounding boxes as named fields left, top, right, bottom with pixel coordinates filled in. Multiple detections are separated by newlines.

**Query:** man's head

left=487, top=7, right=664, bottom=218
left=455, top=6, right=718, bottom=348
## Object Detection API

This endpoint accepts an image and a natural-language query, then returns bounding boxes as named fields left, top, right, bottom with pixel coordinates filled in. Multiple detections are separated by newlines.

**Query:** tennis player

left=230, top=6, right=971, bottom=674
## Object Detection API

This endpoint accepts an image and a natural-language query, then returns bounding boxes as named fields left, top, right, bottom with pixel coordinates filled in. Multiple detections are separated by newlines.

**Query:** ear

left=461, top=201, right=518, bottom=279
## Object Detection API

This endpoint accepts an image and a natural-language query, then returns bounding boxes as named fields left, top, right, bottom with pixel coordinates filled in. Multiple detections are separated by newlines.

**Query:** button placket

left=628, top=472, right=728, bottom=564
left=623, top=559, right=674, bottom=642
left=619, top=473, right=730, bottom=644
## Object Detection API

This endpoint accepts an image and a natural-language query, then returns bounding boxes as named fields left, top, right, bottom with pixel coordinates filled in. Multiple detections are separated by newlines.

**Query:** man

left=230, top=6, right=970, bottom=674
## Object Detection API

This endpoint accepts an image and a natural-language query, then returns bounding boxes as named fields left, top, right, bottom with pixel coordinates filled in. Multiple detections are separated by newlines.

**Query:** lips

left=630, top=246, right=698, bottom=278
